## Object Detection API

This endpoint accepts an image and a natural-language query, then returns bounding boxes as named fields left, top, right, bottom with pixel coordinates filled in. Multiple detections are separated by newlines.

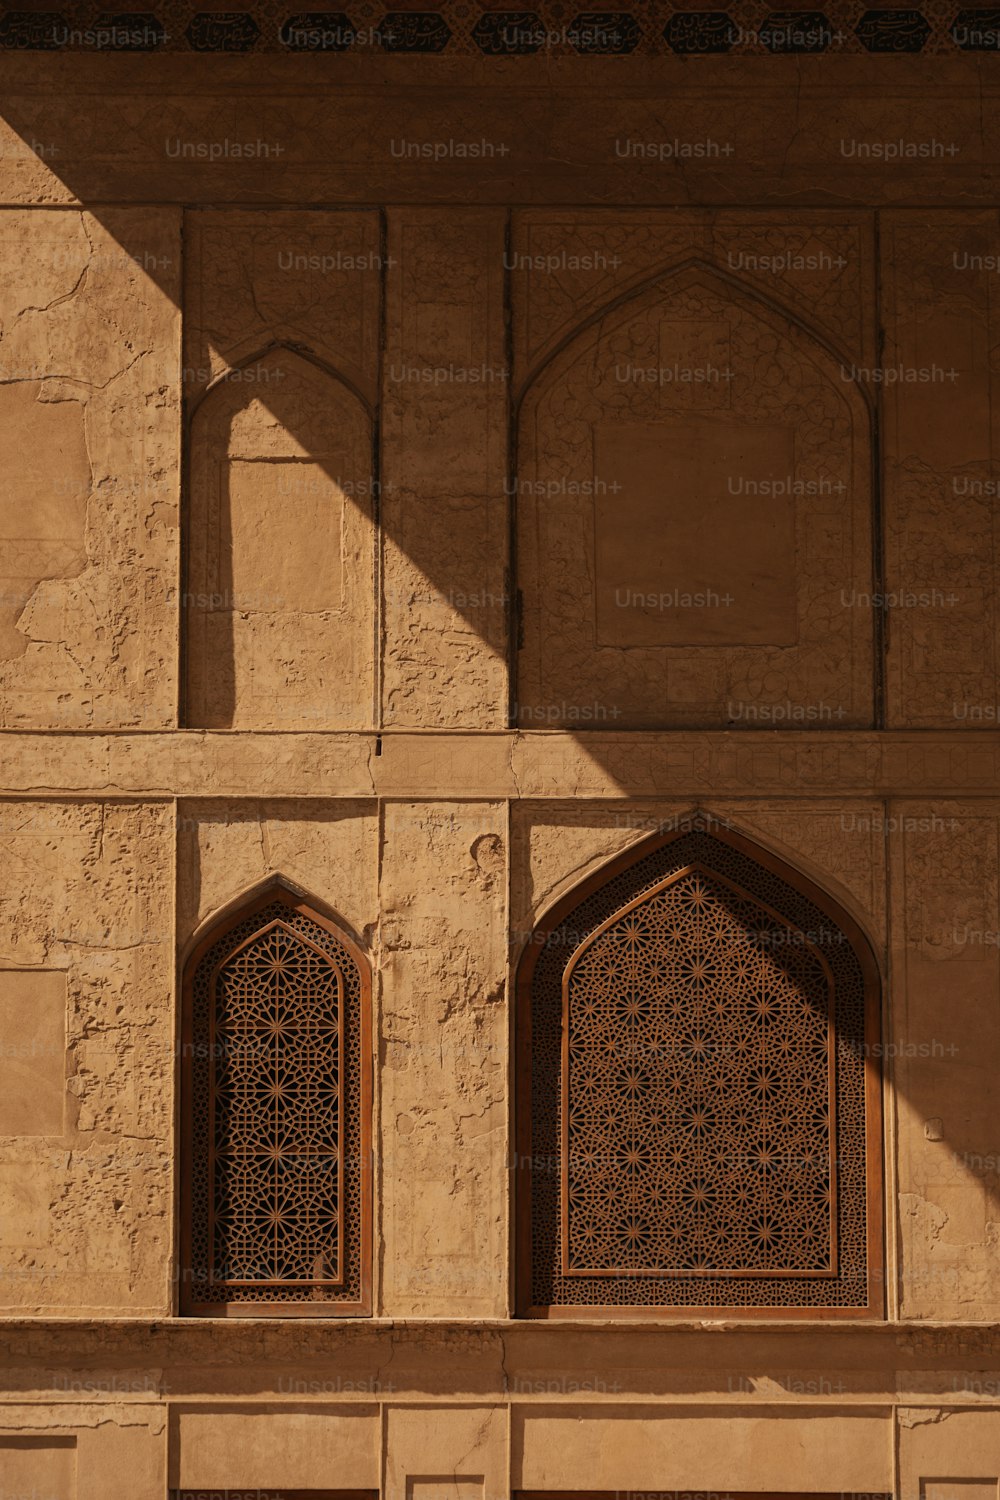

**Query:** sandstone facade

left=0, top=46, right=999, bottom=1500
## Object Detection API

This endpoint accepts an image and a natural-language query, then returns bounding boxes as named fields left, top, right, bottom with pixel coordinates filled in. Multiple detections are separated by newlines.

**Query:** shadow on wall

left=513, top=811, right=885, bottom=1317
left=1, top=108, right=996, bottom=1321
left=186, top=343, right=376, bottom=729
left=0, top=102, right=880, bottom=734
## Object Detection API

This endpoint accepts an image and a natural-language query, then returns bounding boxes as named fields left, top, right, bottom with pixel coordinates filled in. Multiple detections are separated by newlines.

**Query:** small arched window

left=515, top=815, right=883, bottom=1317
left=181, top=881, right=371, bottom=1316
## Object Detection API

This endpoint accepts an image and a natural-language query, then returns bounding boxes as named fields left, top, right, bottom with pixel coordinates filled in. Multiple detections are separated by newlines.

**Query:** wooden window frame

left=179, top=881, right=372, bottom=1318
left=514, top=816, right=885, bottom=1320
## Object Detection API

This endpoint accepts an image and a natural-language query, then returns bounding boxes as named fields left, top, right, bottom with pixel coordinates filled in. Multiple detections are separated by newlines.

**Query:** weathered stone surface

left=2, top=49, right=1000, bottom=1500
left=185, top=346, right=375, bottom=728
left=382, top=208, right=508, bottom=728
left=177, top=797, right=377, bottom=947
left=0, top=1435, right=76, bottom=1497
left=892, top=802, right=1000, bottom=1321
left=0, top=208, right=180, bottom=728
left=0, top=970, right=66, bottom=1136
left=1, top=729, right=1000, bottom=799
left=183, top=208, right=380, bottom=404
left=516, top=241, right=874, bottom=728
left=514, top=1408, right=892, bottom=1491
left=883, top=211, right=1000, bottom=728
left=173, top=1406, right=379, bottom=1490
left=387, top=1406, right=506, bottom=1500
left=379, top=801, right=507, bottom=1316
left=511, top=801, right=887, bottom=955
left=0, top=1403, right=164, bottom=1500
left=0, top=801, right=173, bottom=1314
left=512, top=210, right=875, bottom=373
left=183, top=211, right=379, bottom=729
left=0, top=58, right=994, bottom=206
left=899, top=1407, right=1000, bottom=1499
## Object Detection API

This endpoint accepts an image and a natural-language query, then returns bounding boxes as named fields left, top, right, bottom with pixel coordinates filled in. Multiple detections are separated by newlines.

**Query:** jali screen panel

left=181, top=882, right=371, bottom=1316
left=517, top=817, right=882, bottom=1316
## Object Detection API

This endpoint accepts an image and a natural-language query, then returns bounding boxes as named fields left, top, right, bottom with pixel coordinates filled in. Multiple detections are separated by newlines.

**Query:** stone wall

left=0, top=49, right=999, bottom=1500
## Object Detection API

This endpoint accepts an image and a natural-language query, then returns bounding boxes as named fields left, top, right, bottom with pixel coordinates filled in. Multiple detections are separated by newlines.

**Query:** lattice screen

left=521, top=824, right=879, bottom=1312
left=183, top=888, right=368, bottom=1314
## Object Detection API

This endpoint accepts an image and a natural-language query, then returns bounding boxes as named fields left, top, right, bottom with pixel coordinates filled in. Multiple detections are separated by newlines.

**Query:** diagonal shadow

left=0, top=94, right=992, bottom=1326
left=0, top=93, right=883, bottom=737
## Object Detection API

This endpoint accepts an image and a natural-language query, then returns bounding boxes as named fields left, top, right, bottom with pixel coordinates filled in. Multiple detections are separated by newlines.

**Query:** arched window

left=515, top=814, right=883, bottom=1317
left=180, top=880, right=371, bottom=1316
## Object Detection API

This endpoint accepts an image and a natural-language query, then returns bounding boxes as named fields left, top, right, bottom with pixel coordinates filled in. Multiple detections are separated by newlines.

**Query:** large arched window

left=515, top=814, right=883, bottom=1317
left=180, top=880, right=371, bottom=1316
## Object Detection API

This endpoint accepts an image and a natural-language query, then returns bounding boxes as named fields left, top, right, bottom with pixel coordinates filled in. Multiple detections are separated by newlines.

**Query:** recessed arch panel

left=515, top=815, right=883, bottom=1317
left=514, top=260, right=874, bottom=729
left=184, top=344, right=375, bottom=730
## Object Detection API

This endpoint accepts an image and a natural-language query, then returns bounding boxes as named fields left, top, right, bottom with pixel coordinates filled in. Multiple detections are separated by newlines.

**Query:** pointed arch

left=514, top=813, right=883, bottom=1318
left=183, top=343, right=376, bottom=730
left=189, top=339, right=375, bottom=424
left=512, top=255, right=876, bottom=729
left=179, top=872, right=368, bottom=969
left=180, top=877, right=372, bottom=1317
left=514, top=254, right=872, bottom=414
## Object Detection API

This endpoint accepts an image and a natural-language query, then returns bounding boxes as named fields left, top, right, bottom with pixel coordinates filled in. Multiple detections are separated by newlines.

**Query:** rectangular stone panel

left=594, top=420, right=797, bottom=647
left=900, top=1409, right=1000, bottom=1500
left=379, top=802, right=507, bottom=1318
left=173, top=1409, right=379, bottom=1490
left=0, top=207, right=181, bottom=729
left=0, top=1161, right=61, bottom=1250
left=922, top=1485, right=998, bottom=1500
left=381, top=208, right=508, bottom=728
left=0, top=383, right=89, bottom=660
left=514, top=1408, right=891, bottom=1491
left=0, top=800, right=174, bottom=1315
left=892, top=804, right=1000, bottom=1320
left=408, top=1480, right=484, bottom=1500
left=881, top=212, right=1000, bottom=727
left=0, top=1435, right=76, bottom=1496
left=224, top=459, right=345, bottom=612
left=0, top=969, right=66, bottom=1135
left=385, top=1409, right=504, bottom=1500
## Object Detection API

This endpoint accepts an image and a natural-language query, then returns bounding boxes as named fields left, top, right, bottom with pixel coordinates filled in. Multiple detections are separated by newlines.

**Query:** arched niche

left=514, top=260, right=874, bottom=729
left=185, top=346, right=375, bottom=729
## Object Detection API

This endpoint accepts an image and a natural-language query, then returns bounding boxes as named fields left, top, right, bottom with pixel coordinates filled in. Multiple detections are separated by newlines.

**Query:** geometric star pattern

left=187, top=892, right=366, bottom=1310
left=564, top=865, right=835, bottom=1276
left=526, top=825, right=873, bottom=1309
left=210, top=920, right=344, bottom=1286
left=0, top=7, right=967, bottom=56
